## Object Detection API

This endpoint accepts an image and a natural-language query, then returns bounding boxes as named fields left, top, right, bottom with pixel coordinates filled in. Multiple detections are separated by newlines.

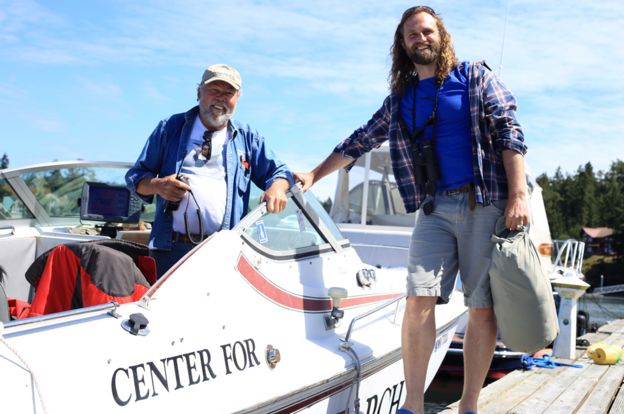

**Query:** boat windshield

left=0, top=177, right=33, bottom=220
left=0, top=162, right=155, bottom=226
left=240, top=186, right=347, bottom=256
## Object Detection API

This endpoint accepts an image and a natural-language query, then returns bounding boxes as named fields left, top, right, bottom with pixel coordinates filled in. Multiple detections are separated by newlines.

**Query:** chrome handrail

left=343, top=294, right=406, bottom=344
left=0, top=225, right=15, bottom=237
left=552, top=239, right=585, bottom=276
left=3, top=302, right=120, bottom=329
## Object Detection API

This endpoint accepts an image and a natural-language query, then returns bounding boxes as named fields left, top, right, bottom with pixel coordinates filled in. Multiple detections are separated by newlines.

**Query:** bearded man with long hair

left=295, top=6, right=528, bottom=414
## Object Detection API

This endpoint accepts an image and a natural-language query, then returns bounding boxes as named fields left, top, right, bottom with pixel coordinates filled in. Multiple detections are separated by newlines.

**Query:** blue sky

left=1, top=0, right=622, bottom=200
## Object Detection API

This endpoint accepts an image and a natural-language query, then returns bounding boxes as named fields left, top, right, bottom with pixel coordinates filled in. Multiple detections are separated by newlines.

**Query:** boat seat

left=0, top=266, right=9, bottom=323
left=0, top=231, right=38, bottom=302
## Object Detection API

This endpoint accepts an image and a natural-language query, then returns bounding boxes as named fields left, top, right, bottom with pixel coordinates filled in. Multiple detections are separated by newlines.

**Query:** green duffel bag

left=489, top=217, right=559, bottom=353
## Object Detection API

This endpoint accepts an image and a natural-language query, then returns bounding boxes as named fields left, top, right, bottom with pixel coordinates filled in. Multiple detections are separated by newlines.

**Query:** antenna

left=498, top=0, right=511, bottom=76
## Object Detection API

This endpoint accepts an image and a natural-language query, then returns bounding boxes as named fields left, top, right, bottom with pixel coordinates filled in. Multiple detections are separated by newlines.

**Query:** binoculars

left=412, top=141, right=440, bottom=215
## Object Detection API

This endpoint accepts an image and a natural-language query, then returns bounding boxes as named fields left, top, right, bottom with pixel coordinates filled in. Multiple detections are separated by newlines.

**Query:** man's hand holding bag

left=489, top=217, right=559, bottom=353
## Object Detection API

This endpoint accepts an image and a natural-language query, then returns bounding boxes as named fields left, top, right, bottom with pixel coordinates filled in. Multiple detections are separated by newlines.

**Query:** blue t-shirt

left=400, top=64, right=473, bottom=191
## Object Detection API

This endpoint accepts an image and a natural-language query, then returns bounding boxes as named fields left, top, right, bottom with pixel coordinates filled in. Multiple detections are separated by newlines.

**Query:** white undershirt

left=172, top=116, right=227, bottom=235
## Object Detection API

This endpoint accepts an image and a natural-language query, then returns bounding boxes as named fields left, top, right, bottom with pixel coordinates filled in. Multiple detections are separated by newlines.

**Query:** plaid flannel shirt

left=334, top=61, right=527, bottom=213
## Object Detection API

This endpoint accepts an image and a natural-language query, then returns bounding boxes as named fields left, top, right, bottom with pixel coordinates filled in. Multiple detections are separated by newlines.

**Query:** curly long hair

left=389, top=6, right=458, bottom=95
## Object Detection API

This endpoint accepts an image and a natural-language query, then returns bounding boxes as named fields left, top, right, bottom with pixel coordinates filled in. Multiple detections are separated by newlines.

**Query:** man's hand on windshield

left=294, top=171, right=314, bottom=192
left=260, top=178, right=290, bottom=213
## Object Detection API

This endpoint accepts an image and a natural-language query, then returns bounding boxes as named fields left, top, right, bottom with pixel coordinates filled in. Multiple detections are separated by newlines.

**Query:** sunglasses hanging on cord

left=201, top=130, right=213, bottom=161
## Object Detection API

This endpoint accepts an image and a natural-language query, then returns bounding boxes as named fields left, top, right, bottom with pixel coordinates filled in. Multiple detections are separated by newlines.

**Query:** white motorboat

left=0, top=161, right=466, bottom=413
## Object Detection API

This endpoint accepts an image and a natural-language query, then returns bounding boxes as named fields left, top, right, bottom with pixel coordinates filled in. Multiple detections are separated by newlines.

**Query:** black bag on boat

left=489, top=217, right=559, bottom=353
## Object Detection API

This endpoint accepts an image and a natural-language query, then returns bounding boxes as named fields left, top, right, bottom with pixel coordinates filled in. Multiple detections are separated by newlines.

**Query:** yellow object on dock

left=587, top=343, right=622, bottom=365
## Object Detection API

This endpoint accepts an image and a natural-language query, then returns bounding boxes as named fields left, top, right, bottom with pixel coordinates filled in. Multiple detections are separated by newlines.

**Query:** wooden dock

left=438, top=319, right=624, bottom=414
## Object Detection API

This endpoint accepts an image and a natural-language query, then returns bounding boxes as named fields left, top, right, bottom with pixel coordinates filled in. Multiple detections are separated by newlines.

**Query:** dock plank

left=608, top=371, right=624, bottom=414
left=581, top=331, right=610, bottom=348
left=598, top=319, right=624, bottom=334
left=437, top=370, right=537, bottom=414
left=541, top=364, right=607, bottom=414
left=606, top=334, right=624, bottom=348
left=479, top=369, right=555, bottom=413
left=505, top=363, right=593, bottom=414
left=577, top=364, right=624, bottom=414
left=477, top=370, right=539, bottom=404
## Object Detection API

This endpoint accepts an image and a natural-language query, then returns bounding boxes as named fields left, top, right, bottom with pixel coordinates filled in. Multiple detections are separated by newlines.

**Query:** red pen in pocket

left=240, top=155, right=250, bottom=171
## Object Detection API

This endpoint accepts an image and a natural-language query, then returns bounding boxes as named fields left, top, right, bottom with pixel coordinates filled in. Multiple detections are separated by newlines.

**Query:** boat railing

left=0, top=224, right=15, bottom=237
left=552, top=239, right=585, bottom=278
left=343, top=294, right=406, bottom=344
left=2, top=302, right=120, bottom=330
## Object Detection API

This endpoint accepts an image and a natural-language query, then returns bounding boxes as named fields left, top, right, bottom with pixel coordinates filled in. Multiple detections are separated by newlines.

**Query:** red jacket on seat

left=21, top=240, right=154, bottom=318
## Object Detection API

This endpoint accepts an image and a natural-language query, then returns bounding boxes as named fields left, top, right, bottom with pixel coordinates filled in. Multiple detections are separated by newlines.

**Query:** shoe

left=396, top=409, right=414, bottom=414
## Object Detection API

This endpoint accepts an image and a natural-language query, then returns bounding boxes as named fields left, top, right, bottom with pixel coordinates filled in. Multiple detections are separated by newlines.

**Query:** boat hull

left=0, top=231, right=464, bottom=413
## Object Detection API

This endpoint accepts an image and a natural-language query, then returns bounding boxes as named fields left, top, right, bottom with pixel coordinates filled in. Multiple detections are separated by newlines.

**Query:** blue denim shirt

left=126, top=106, right=293, bottom=250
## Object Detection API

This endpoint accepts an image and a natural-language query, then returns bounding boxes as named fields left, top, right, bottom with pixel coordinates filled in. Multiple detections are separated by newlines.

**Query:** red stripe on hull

left=236, top=254, right=401, bottom=312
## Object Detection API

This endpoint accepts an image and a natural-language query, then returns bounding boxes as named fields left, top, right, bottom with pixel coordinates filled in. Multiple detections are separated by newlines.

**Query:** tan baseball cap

left=200, top=64, right=242, bottom=91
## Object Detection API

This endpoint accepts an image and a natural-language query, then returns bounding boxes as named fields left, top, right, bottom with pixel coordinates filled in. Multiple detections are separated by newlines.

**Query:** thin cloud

left=0, top=82, right=27, bottom=102
left=0, top=0, right=64, bottom=35
left=32, top=117, right=65, bottom=134
left=76, top=78, right=123, bottom=100
left=142, top=83, right=168, bottom=102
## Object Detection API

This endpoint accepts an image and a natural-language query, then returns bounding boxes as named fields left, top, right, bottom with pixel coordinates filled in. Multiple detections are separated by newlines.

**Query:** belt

left=442, top=184, right=476, bottom=210
left=444, top=184, right=472, bottom=195
left=172, top=232, right=210, bottom=244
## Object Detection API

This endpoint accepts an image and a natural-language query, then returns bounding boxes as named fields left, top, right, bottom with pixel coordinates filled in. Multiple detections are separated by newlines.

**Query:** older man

left=127, top=64, right=292, bottom=278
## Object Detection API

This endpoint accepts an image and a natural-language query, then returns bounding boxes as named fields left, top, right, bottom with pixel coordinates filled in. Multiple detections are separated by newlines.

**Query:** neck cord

left=183, top=189, right=205, bottom=245
left=410, top=77, right=443, bottom=144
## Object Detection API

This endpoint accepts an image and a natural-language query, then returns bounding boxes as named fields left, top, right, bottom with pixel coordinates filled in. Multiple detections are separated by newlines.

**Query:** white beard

left=200, top=105, right=233, bottom=129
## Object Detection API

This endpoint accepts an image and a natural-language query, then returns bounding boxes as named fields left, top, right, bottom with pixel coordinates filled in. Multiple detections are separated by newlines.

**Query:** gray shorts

left=406, top=193, right=506, bottom=308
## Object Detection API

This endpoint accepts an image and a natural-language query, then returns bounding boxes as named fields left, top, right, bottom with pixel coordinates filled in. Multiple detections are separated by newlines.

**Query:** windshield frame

left=0, top=161, right=151, bottom=227
left=237, top=186, right=349, bottom=260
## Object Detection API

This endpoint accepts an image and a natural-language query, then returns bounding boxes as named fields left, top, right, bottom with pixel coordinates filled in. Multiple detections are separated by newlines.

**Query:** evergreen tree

left=0, top=154, right=8, bottom=169
left=601, top=161, right=624, bottom=232
left=614, top=221, right=624, bottom=265
left=543, top=167, right=574, bottom=239
left=320, top=197, right=333, bottom=213
left=539, top=160, right=624, bottom=257
left=576, top=163, right=599, bottom=234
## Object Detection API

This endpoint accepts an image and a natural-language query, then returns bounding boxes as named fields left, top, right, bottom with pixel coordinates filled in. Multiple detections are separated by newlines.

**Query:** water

left=422, top=294, right=624, bottom=413
left=424, top=374, right=464, bottom=413
left=576, top=294, right=624, bottom=327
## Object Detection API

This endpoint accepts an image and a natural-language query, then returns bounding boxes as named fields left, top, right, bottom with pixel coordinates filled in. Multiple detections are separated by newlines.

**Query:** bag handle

left=491, top=216, right=526, bottom=243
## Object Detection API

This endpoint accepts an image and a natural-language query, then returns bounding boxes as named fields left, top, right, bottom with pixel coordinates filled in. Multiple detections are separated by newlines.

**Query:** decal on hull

left=236, top=254, right=401, bottom=313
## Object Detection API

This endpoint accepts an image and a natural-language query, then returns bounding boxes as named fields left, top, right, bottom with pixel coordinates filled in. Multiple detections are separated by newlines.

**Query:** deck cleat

left=325, top=287, right=348, bottom=330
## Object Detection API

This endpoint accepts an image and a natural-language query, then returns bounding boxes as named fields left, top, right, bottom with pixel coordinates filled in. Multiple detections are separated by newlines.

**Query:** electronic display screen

left=80, top=182, right=141, bottom=223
